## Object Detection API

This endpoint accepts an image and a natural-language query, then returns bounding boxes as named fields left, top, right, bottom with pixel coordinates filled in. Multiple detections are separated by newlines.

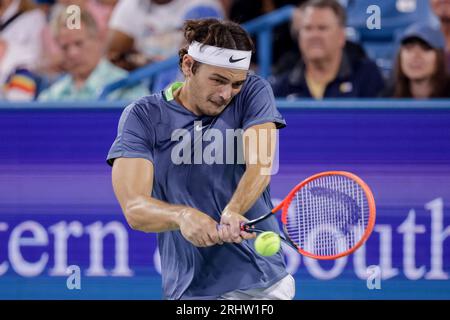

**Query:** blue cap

left=400, top=24, right=445, bottom=49
left=183, top=5, right=223, bottom=21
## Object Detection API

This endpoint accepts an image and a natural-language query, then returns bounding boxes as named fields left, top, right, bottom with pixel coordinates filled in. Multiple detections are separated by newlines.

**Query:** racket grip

left=240, top=222, right=252, bottom=232
left=217, top=223, right=252, bottom=231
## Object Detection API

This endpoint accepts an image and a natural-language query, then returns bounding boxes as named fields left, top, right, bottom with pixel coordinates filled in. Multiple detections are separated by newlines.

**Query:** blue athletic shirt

left=107, top=74, right=287, bottom=299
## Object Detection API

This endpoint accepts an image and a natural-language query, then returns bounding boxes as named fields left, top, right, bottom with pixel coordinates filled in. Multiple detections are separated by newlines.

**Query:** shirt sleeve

left=106, top=102, right=156, bottom=166
left=239, top=76, right=287, bottom=130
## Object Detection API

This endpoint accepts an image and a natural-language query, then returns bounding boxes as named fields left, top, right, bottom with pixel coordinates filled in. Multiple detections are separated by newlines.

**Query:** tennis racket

left=243, top=171, right=376, bottom=260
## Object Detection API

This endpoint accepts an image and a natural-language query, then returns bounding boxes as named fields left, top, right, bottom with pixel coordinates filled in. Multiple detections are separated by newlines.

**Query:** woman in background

left=390, top=24, right=450, bottom=99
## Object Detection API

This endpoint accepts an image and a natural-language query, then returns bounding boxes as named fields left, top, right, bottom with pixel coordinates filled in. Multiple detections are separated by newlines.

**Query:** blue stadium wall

left=0, top=100, right=449, bottom=299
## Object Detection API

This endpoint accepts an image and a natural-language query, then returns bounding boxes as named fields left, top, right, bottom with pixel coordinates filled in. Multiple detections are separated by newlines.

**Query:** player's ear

left=182, top=55, right=195, bottom=77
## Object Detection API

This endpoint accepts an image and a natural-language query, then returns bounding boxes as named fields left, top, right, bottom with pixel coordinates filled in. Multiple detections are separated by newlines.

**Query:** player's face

left=188, top=62, right=248, bottom=116
left=299, top=7, right=346, bottom=63
left=430, top=0, right=450, bottom=21
left=56, top=26, right=101, bottom=79
left=401, top=41, right=438, bottom=81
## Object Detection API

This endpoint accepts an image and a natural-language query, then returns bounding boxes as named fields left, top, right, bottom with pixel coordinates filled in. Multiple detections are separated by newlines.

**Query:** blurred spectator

left=270, top=0, right=384, bottom=99
left=38, top=8, right=148, bottom=101
left=39, top=0, right=118, bottom=81
left=106, top=0, right=223, bottom=71
left=0, top=0, right=46, bottom=89
left=385, top=24, right=450, bottom=98
left=55, top=0, right=117, bottom=40
left=2, top=67, right=39, bottom=100
left=430, top=0, right=450, bottom=72
left=274, top=0, right=366, bottom=76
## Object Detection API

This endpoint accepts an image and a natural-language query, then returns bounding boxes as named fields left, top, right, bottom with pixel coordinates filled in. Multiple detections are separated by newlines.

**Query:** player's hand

left=219, top=209, right=256, bottom=244
left=178, top=208, right=222, bottom=247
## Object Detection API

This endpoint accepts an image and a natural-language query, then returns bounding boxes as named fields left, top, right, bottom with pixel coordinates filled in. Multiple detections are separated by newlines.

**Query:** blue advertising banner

left=0, top=101, right=449, bottom=299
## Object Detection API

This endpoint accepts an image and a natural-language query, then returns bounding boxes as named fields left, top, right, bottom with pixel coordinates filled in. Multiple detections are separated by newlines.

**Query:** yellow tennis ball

left=254, top=231, right=281, bottom=256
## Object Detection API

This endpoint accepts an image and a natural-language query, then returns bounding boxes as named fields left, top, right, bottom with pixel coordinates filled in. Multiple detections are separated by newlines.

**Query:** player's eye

left=212, top=78, right=226, bottom=85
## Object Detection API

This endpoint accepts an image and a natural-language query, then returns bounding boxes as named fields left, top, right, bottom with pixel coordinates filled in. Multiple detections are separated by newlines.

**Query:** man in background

left=39, top=8, right=148, bottom=101
left=271, top=0, right=384, bottom=99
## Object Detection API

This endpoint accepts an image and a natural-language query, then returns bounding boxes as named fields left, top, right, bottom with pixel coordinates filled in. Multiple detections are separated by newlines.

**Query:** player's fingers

left=204, top=226, right=221, bottom=246
left=204, top=239, right=215, bottom=247
left=231, top=225, right=244, bottom=243
left=207, top=226, right=221, bottom=245
left=240, top=230, right=256, bottom=240
left=219, top=224, right=233, bottom=243
left=219, top=224, right=231, bottom=242
left=201, top=237, right=212, bottom=247
left=231, top=234, right=243, bottom=244
left=201, top=231, right=215, bottom=246
left=193, top=230, right=211, bottom=247
left=230, top=219, right=242, bottom=239
left=189, top=236, right=205, bottom=247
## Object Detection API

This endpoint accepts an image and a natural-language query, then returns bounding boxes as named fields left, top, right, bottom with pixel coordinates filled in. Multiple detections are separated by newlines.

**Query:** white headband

left=187, top=41, right=252, bottom=70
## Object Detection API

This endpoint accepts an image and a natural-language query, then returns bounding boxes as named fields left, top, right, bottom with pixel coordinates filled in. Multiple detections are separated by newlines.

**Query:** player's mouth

left=209, top=99, right=226, bottom=108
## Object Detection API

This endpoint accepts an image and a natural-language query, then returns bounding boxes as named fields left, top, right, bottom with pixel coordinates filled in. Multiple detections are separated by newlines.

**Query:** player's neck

left=175, top=85, right=202, bottom=116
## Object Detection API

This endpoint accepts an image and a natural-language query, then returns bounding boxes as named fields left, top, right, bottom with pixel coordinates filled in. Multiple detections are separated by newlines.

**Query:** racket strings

left=286, top=175, right=370, bottom=257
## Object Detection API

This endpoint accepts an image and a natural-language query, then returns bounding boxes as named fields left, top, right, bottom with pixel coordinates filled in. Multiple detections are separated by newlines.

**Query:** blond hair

left=50, top=5, right=98, bottom=38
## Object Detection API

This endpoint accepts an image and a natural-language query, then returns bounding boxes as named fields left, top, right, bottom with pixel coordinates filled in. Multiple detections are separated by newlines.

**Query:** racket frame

left=242, top=171, right=376, bottom=260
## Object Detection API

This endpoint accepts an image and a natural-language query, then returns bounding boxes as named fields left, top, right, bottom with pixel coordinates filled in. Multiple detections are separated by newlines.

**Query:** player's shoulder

left=241, top=73, right=273, bottom=94
left=121, top=92, right=165, bottom=123
left=238, top=73, right=274, bottom=101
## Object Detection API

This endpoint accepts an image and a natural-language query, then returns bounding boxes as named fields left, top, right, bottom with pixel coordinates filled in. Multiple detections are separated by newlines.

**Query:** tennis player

left=107, top=18, right=295, bottom=300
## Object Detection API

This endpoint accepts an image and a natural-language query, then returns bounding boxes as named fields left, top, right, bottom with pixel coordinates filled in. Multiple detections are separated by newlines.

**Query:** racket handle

left=242, top=211, right=273, bottom=230
left=216, top=223, right=255, bottom=233
left=241, top=223, right=256, bottom=232
left=217, top=223, right=253, bottom=232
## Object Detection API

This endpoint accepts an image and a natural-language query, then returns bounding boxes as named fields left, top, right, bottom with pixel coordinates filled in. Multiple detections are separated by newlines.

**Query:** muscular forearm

left=225, top=165, right=271, bottom=216
left=124, top=195, right=187, bottom=233
left=124, top=195, right=222, bottom=247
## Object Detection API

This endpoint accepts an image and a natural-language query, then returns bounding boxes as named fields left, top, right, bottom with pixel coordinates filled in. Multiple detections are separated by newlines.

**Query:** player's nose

left=218, top=85, right=233, bottom=101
